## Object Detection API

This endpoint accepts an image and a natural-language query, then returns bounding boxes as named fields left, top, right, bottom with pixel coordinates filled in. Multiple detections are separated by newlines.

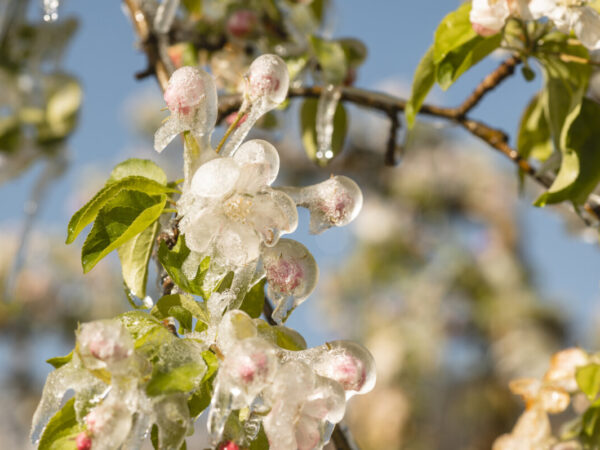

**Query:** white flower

left=178, top=139, right=298, bottom=269
left=529, top=0, right=600, bottom=50
left=470, top=0, right=511, bottom=36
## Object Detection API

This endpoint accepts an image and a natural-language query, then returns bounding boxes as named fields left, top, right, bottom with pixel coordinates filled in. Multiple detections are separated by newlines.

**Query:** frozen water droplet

left=315, top=85, right=342, bottom=164
left=263, top=239, right=318, bottom=324
left=220, top=55, right=289, bottom=157
left=43, top=0, right=59, bottom=22
left=154, top=0, right=180, bottom=34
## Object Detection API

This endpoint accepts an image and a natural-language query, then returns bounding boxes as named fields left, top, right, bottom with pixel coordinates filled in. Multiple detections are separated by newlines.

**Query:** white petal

left=190, top=157, right=240, bottom=198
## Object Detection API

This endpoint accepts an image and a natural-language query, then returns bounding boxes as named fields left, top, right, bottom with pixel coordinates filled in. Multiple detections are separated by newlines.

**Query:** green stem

left=215, top=105, right=247, bottom=154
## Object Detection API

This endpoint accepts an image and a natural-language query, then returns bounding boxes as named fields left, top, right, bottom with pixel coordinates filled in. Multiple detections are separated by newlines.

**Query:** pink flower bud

left=246, top=54, right=289, bottom=105
left=226, top=10, right=258, bottom=39
left=76, top=432, right=92, bottom=450
left=236, top=350, right=270, bottom=384
left=266, top=257, right=304, bottom=295
left=218, top=441, right=240, bottom=450
left=164, top=66, right=207, bottom=116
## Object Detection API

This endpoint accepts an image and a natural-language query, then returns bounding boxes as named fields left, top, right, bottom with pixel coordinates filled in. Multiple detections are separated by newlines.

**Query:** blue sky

left=2, top=0, right=600, bottom=344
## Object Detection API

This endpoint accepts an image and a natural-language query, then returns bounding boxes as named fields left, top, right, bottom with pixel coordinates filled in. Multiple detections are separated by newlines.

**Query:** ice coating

left=263, top=239, right=318, bottom=324
left=216, top=309, right=258, bottom=355
left=315, top=85, right=342, bottom=163
left=154, top=67, right=218, bottom=153
left=220, top=54, right=289, bottom=157
left=280, top=175, right=363, bottom=234
left=85, top=398, right=134, bottom=450
left=154, top=0, right=181, bottom=34
left=76, top=320, right=134, bottom=373
left=233, top=139, right=280, bottom=187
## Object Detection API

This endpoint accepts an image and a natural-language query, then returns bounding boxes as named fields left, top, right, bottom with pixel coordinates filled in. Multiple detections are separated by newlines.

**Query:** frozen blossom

left=226, top=9, right=259, bottom=39
left=221, top=54, right=290, bottom=156
left=263, top=238, right=319, bottom=324
left=154, top=66, right=218, bottom=153
left=470, top=0, right=511, bottom=36
left=178, top=139, right=298, bottom=300
left=279, top=175, right=363, bottom=234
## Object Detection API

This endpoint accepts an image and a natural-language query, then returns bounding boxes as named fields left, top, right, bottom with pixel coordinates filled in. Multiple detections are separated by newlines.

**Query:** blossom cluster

left=32, top=53, right=374, bottom=450
left=470, top=0, right=600, bottom=50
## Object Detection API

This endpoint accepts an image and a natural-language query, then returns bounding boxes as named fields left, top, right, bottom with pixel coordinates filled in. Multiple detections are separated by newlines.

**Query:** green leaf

left=158, top=236, right=212, bottom=298
left=81, top=190, right=166, bottom=272
left=338, top=38, right=368, bottom=68
left=118, top=220, right=159, bottom=298
left=577, top=364, right=600, bottom=401
left=256, top=320, right=307, bottom=351
left=248, top=426, right=270, bottom=450
left=300, top=98, right=347, bottom=166
left=109, top=158, right=168, bottom=185
left=146, top=362, right=205, bottom=397
left=38, top=398, right=84, bottom=450
left=66, top=176, right=174, bottom=244
left=239, top=279, right=266, bottom=319
left=406, top=46, right=436, bottom=128
left=46, top=79, right=82, bottom=139
left=436, top=33, right=502, bottom=90
left=152, top=294, right=210, bottom=326
left=46, top=351, right=73, bottom=369
left=535, top=98, right=600, bottom=206
left=517, top=92, right=553, bottom=162
left=309, top=35, right=348, bottom=85
left=202, top=350, right=219, bottom=380
left=433, top=2, right=477, bottom=64
left=118, top=310, right=164, bottom=341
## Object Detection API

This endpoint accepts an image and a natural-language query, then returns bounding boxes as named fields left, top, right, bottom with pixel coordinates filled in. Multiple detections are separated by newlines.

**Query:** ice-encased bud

left=222, top=338, right=279, bottom=394
left=246, top=54, right=289, bottom=106
left=164, top=66, right=208, bottom=116
left=263, top=239, right=318, bottom=324
left=304, top=340, right=376, bottom=398
left=233, top=139, right=280, bottom=187
left=218, top=441, right=240, bottom=450
left=154, top=67, right=218, bottom=152
left=284, top=176, right=363, bottom=234
left=85, top=399, right=133, bottom=450
left=226, top=9, right=258, bottom=38
left=77, top=320, right=133, bottom=372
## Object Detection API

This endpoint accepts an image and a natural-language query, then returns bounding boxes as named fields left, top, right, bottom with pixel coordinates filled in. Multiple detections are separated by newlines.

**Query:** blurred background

left=2, top=0, right=600, bottom=449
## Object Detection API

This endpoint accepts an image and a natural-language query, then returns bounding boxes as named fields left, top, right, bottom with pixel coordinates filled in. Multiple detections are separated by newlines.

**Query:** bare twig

left=385, top=112, right=401, bottom=166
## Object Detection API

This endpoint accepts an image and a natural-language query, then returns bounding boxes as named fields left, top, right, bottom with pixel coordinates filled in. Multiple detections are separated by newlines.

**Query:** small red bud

left=75, top=432, right=92, bottom=450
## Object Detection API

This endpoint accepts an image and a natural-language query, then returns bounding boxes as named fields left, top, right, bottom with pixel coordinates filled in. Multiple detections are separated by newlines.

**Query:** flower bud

left=246, top=54, right=289, bottom=106
left=226, top=10, right=258, bottom=39
left=76, top=432, right=92, bottom=450
left=164, top=66, right=207, bottom=116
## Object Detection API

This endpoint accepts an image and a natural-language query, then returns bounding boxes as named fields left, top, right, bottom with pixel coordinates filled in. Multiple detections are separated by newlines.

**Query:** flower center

left=223, top=193, right=253, bottom=223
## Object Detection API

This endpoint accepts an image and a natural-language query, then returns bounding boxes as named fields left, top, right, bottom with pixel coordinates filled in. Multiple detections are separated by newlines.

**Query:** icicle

left=315, top=84, right=341, bottom=164
left=153, top=0, right=180, bottom=34
left=220, top=55, right=289, bottom=157
left=43, top=0, right=59, bottom=22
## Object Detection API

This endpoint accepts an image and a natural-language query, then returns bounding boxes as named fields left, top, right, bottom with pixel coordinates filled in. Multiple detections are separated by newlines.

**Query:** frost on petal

left=263, top=239, right=318, bottom=324
left=233, top=139, right=280, bottom=188
left=470, top=0, right=510, bottom=36
left=190, top=157, right=241, bottom=198
left=248, top=190, right=298, bottom=247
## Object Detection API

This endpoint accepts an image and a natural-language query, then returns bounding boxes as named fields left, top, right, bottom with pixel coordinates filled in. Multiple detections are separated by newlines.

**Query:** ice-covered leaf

left=108, top=158, right=168, bottom=185
left=67, top=176, right=174, bottom=244
left=118, top=220, right=159, bottom=299
left=406, top=46, right=436, bottom=128
left=152, top=294, right=210, bottom=327
left=81, top=190, right=166, bottom=272
left=118, top=311, right=164, bottom=342
left=577, top=364, right=600, bottom=401
left=301, top=98, right=347, bottom=165
left=517, top=92, right=553, bottom=162
left=248, top=426, right=269, bottom=450
left=146, top=361, right=205, bottom=396
left=158, top=236, right=212, bottom=298
left=46, top=351, right=73, bottom=369
left=256, top=321, right=307, bottom=351
left=239, top=279, right=265, bottom=319
left=38, top=398, right=84, bottom=450
left=153, top=395, right=190, bottom=450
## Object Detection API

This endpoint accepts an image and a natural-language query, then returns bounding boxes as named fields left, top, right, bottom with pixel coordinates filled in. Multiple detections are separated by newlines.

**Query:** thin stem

left=215, top=106, right=247, bottom=154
